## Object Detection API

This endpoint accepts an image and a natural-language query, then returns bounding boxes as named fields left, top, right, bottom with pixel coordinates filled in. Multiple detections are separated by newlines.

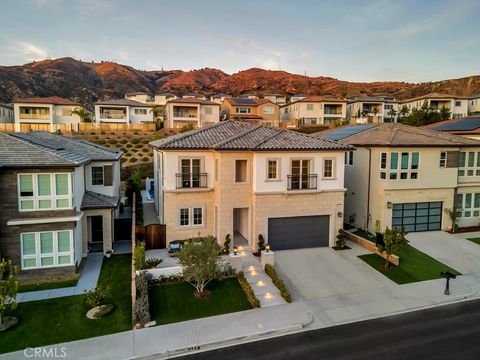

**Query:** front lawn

left=359, top=245, right=461, bottom=284
left=467, top=237, right=480, bottom=245
left=0, top=255, right=132, bottom=355
left=18, top=278, right=79, bottom=293
left=151, top=278, right=252, bottom=325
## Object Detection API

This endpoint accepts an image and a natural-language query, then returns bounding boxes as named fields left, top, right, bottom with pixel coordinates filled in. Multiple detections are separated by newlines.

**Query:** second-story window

left=458, top=151, right=480, bottom=177
left=288, top=159, right=316, bottom=190
left=345, top=151, right=354, bottom=166
left=18, top=173, right=72, bottom=211
left=236, top=107, right=251, bottom=114
left=440, top=152, right=447, bottom=167
left=178, top=158, right=205, bottom=188
left=91, top=165, right=113, bottom=186
left=263, top=107, right=274, bottom=114
left=323, top=159, right=335, bottom=178
left=134, top=108, right=147, bottom=115
left=380, top=152, right=419, bottom=180
left=306, top=104, right=314, bottom=111
left=267, top=160, right=279, bottom=180
left=235, top=160, right=248, bottom=183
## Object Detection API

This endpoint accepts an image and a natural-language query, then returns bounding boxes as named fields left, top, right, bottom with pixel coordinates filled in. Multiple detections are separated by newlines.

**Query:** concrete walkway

left=406, top=231, right=480, bottom=274
left=16, top=253, right=104, bottom=303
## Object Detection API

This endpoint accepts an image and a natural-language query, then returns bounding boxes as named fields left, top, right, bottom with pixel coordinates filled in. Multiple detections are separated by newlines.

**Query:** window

left=267, top=160, right=279, bottom=180
left=263, top=107, right=274, bottom=114
left=345, top=151, right=354, bottom=166
left=456, top=193, right=480, bottom=218
left=323, top=159, right=334, bottom=178
left=21, top=230, right=73, bottom=269
left=380, top=153, right=387, bottom=169
left=289, top=159, right=315, bottom=189
left=91, top=167, right=104, bottom=185
left=134, top=108, right=147, bottom=115
left=204, top=107, right=213, bottom=115
left=62, top=109, right=72, bottom=116
left=236, top=107, right=251, bottom=114
left=235, top=160, right=248, bottom=183
left=215, top=159, right=218, bottom=181
left=458, top=151, right=480, bottom=177
left=384, top=104, right=393, bottom=110
left=306, top=104, right=314, bottom=111
left=179, top=207, right=204, bottom=227
left=440, top=152, right=447, bottom=167
left=18, top=173, right=72, bottom=211
left=380, top=152, right=420, bottom=180
left=455, top=101, right=461, bottom=107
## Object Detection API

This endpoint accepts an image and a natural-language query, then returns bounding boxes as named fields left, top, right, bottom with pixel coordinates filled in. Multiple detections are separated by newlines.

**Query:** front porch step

left=244, top=271, right=270, bottom=284
left=259, top=291, right=287, bottom=307
left=249, top=279, right=279, bottom=295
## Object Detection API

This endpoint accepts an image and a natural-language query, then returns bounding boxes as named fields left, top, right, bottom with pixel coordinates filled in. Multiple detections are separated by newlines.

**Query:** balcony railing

left=287, top=174, right=317, bottom=190
left=19, top=113, right=50, bottom=120
left=176, top=173, right=207, bottom=189
left=100, top=113, right=127, bottom=119
left=324, top=110, right=342, bottom=115
left=173, top=112, right=198, bottom=118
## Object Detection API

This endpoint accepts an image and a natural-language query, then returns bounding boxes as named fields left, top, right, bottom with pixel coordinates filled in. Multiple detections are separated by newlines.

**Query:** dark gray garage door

left=268, top=215, right=330, bottom=250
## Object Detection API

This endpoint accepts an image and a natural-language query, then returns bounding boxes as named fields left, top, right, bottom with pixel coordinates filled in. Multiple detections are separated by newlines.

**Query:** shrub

left=133, top=271, right=151, bottom=325
left=141, top=148, right=149, bottom=153
left=85, top=285, right=111, bottom=308
left=180, top=124, right=194, bottom=133
left=264, top=264, right=292, bottom=303
left=131, top=138, right=140, bottom=144
left=152, top=133, right=165, bottom=140
left=134, top=241, right=146, bottom=270
left=0, top=259, right=19, bottom=327
left=96, top=139, right=106, bottom=145
left=119, top=139, right=128, bottom=144
left=238, top=272, right=260, bottom=308
left=108, top=139, right=118, bottom=145
left=126, top=143, right=133, bottom=148
left=222, top=234, right=231, bottom=254
left=145, top=257, right=163, bottom=269
left=101, top=131, right=106, bottom=135
left=336, top=229, right=347, bottom=249
left=141, top=156, right=150, bottom=162
left=257, top=234, right=265, bottom=252
left=134, top=143, right=144, bottom=149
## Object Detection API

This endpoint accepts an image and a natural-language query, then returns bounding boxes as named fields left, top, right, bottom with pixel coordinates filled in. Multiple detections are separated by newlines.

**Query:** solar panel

left=322, top=124, right=378, bottom=141
left=433, top=117, right=480, bottom=132
left=234, top=98, right=257, bottom=105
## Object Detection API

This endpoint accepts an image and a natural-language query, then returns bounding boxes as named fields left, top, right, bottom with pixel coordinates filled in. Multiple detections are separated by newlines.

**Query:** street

left=175, top=298, right=480, bottom=360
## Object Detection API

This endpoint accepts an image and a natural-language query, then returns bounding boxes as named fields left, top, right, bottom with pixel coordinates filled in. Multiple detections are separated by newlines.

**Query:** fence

left=0, top=122, right=156, bottom=133
left=79, top=123, right=156, bottom=132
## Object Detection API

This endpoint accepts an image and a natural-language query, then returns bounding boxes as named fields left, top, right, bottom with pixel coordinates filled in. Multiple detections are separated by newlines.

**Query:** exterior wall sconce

left=387, top=202, right=393, bottom=209
left=233, top=246, right=238, bottom=255
left=265, top=244, right=271, bottom=252
left=337, top=212, right=343, bottom=218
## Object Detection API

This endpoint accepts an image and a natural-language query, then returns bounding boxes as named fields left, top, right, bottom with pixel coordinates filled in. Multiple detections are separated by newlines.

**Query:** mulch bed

left=447, top=226, right=480, bottom=234
left=332, top=245, right=351, bottom=251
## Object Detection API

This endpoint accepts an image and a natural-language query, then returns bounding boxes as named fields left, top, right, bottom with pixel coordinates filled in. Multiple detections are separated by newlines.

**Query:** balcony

left=173, top=112, right=198, bottom=118
left=19, top=113, right=50, bottom=120
left=176, top=173, right=208, bottom=189
left=287, top=174, right=317, bottom=190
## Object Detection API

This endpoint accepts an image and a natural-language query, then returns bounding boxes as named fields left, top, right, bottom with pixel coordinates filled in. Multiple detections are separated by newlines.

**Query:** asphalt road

left=174, top=299, right=480, bottom=360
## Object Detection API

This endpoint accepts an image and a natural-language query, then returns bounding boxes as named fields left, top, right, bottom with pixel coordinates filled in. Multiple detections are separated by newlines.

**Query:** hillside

left=1, top=57, right=480, bottom=107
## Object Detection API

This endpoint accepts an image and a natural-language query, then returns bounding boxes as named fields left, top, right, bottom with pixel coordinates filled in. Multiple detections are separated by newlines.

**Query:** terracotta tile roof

left=167, top=98, right=219, bottom=106
left=94, top=99, right=153, bottom=107
left=150, top=120, right=352, bottom=151
left=13, top=96, right=80, bottom=106
left=314, top=123, right=480, bottom=147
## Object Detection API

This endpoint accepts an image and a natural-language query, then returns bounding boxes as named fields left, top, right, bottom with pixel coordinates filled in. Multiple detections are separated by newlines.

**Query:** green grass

left=0, top=255, right=132, bottom=355
left=467, top=237, right=480, bottom=245
left=359, top=245, right=461, bottom=284
left=18, top=278, right=78, bottom=293
left=151, top=278, right=252, bottom=325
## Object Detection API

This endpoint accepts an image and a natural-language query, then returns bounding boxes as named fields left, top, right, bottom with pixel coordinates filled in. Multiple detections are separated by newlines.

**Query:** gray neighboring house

left=0, top=132, right=123, bottom=279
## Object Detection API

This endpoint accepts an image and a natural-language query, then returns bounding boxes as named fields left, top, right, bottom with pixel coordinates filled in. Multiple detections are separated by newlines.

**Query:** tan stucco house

left=280, top=96, right=346, bottom=128
left=317, top=123, right=480, bottom=233
left=401, top=93, right=469, bottom=119
left=222, top=98, right=280, bottom=127
left=164, top=98, right=220, bottom=129
left=151, top=121, right=352, bottom=251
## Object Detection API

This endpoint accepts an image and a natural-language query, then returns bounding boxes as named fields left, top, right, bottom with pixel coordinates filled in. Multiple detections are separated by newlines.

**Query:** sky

left=0, top=0, right=479, bottom=83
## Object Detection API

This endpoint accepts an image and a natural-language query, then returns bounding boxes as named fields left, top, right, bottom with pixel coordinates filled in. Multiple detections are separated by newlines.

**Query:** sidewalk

left=3, top=270, right=479, bottom=359
left=16, top=253, right=103, bottom=303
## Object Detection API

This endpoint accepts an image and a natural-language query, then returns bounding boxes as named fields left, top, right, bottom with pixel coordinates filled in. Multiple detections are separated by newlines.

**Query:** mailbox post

left=440, top=271, right=456, bottom=295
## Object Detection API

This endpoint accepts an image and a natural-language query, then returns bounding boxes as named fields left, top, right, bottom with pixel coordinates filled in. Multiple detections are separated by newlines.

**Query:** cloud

left=76, top=0, right=114, bottom=15
left=8, top=41, right=49, bottom=62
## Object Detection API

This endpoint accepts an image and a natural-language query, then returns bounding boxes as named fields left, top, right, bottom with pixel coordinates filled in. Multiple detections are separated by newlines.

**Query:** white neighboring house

left=0, top=103, right=14, bottom=123
left=154, top=93, right=178, bottom=106
left=401, top=93, right=469, bottom=119
left=346, top=96, right=399, bottom=124
left=94, top=99, right=154, bottom=124
left=182, top=93, right=206, bottom=100
left=210, top=94, right=229, bottom=104
left=13, top=96, right=85, bottom=131
left=164, top=98, right=220, bottom=129
left=280, top=96, right=347, bottom=127
left=468, top=95, right=480, bottom=115
left=125, top=92, right=154, bottom=104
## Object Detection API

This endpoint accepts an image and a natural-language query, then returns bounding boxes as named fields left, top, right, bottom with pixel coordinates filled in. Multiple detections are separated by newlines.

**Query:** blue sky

left=0, top=0, right=479, bottom=82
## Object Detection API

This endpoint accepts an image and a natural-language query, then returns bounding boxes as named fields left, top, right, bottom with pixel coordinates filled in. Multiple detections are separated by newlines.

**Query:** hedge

left=238, top=272, right=260, bottom=308
left=264, top=264, right=292, bottom=303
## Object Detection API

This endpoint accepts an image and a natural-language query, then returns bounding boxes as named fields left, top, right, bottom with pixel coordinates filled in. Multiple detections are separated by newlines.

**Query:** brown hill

left=0, top=57, right=479, bottom=107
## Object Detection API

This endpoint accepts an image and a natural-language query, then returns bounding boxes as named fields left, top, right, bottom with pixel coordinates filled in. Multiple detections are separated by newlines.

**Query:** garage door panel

left=392, top=202, right=442, bottom=233
left=268, top=215, right=329, bottom=250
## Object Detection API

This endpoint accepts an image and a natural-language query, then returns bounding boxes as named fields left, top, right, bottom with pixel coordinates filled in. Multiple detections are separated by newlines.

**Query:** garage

left=268, top=215, right=330, bottom=250
left=392, top=202, right=442, bottom=232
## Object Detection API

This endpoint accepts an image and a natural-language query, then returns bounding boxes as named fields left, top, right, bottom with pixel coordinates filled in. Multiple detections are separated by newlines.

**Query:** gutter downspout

left=366, top=147, right=372, bottom=231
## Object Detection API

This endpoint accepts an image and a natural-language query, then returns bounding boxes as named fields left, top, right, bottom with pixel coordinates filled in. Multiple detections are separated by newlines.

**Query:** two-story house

left=289, top=94, right=307, bottom=103
left=150, top=121, right=352, bottom=251
left=222, top=98, right=280, bottom=127
left=468, top=95, right=480, bottom=115
left=210, top=94, right=229, bottom=104
left=346, top=96, right=399, bottom=124
left=280, top=96, right=346, bottom=127
left=13, top=96, right=85, bottom=132
left=263, top=93, right=287, bottom=106
left=164, top=98, right=220, bottom=129
left=94, top=99, right=154, bottom=125
left=316, top=123, right=480, bottom=233
left=401, top=93, right=469, bottom=119
left=423, top=116, right=480, bottom=140
left=125, top=92, right=155, bottom=104
left=154, top=93, right=178, bottom=106
left=0, top=132, right=122, bottom=279
left=0, top=103, right=13, bottom=123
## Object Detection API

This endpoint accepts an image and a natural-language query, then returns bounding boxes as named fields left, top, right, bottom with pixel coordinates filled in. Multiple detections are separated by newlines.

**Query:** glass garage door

left=392, top=202, right=442, bottom=232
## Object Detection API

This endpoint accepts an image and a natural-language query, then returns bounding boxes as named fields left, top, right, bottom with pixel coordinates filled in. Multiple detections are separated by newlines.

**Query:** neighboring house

left=280, top=96, right=346, bottom=127
left=182, top=93, right=206, bottom=100
left=401, top=93, right=468, bottom=119
left=94, top=99, right=154, bottom=125
left=316, top=123, right=480, bottom=232
left=222, top=98, right=280, bottom=127
left=150, top=121, right=351, bottom=251
left=423, top=116, right=480, bottom=140
left=0, top=103, right=14, bottom=123
left=238, top=93, right=259, bottom=99
left=0, top=132, right=123, bottom=279
left=13, top=96, right=85, bottom=132
left=468, top=95, right=480, bottom=115
left=346, top=96, right=399, bottom=124
left=263, top=93, right=287, bottom=106
left=210, top=94, right=229, bottom=104
left=125, top=92, right=155, bottom=104
left=164, top=98, right=220, bottom=129
left=154, top=93, right=178, bottom=106
left=289, top=94, right=307, bottom=103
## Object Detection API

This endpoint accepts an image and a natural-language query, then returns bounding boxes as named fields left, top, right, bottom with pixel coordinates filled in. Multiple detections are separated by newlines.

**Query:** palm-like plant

left=71, top=107, right=91, bottom=123
left=372, top=107, right=380, bottom=121
left=444, top=208, right=460, bottom=233
left=388, top=108, right=397, bottom=122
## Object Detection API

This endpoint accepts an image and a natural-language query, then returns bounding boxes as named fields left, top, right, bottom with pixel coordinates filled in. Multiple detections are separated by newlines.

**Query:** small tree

left=387, top=108, right=397, bottom=122
left=178, top=236, right=222, bottom=297
left=134, top=241, right=146, bottom=270
left=444, top=208, right=460, bottom=233
left=336, top=229, right=346, bottom=249
left=257, top=234, right=265, bottom=252
left=0, top=259, right=19, bottom=329
left=377, top=228, right=408, bottom=270
left=439, top=106, right=451, bottom=121
left=71, top=107, right=92, bottom=123
left=222, top=234, right=231, bottom=254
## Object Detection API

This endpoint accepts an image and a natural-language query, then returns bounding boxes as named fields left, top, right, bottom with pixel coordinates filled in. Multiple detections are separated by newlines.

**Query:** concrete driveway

left=275, top=242, right=394, bottom=300
left=406, top=231, right=480, bottom=274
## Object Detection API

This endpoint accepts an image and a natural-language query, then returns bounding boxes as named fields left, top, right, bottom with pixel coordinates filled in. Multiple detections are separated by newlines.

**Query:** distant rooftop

left=401, top=93, right=468, bottom=103
left=347, top=96, right=398, bottom=103
left=224, top=98, right=275, bottom=106
left=423, top=116, right=480, bottom=134
left=167, top=98, right=219, bottom=106
left=94, top=99, right=153, bottom=107
left=13, top=96, right=80, bottom=106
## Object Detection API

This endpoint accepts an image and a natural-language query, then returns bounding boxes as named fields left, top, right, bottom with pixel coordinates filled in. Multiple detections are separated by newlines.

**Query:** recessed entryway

left=233, top=207, right=249, bottom=247
left=88, top=215, right=103, bottom=252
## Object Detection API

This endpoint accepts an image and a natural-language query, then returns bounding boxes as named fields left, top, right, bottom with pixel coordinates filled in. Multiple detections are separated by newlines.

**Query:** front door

left=91, top=216, right=103, bottom=243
